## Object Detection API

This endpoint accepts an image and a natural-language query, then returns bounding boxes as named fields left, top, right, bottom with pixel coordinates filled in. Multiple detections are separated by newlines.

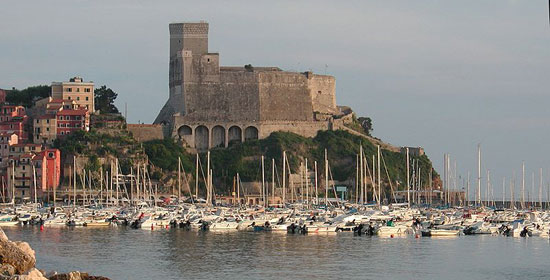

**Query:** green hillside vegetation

left=5, top=85, right=51, bottom=107
left=143, top=130, right=440, bottom=198
left=53, top=129, right=146, bottom=175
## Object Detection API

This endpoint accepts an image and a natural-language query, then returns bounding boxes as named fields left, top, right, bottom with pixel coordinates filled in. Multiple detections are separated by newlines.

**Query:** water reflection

left=2, top=227, right=550, bottom=280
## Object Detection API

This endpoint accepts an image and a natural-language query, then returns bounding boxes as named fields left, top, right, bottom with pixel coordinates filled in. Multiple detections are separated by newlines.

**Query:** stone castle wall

left=127, top=124, right=165, bottom=142
left=156, top=22, right=342, bottom=151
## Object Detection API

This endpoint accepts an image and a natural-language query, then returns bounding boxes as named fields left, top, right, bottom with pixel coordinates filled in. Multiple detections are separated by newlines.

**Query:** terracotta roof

left=47, top=105, right=63, bottom=110
left=11, top=143, right=41, bottom=147
left=37, top=114, right=56, bottom=120
left=58, top=109, right=88, bottom=116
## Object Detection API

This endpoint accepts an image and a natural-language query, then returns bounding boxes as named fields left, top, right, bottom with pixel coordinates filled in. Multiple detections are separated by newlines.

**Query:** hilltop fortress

left=155, top=22, right=355, bottom=150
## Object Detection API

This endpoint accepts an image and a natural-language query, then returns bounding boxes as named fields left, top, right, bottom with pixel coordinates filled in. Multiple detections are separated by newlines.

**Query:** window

left=46, top=119, right=49, bottom=124
left=68, top=96, right=71, bottom=100
left=36, top=120, right=39, bottom=124
left=46, top=128, right=49, bottom=132
left=61, top=132, right=64, bottom=135
left=22, top=166, right=25, bottom=170
left=76, top=88, right=80, bottom=92
left=77, top=97, right=80, bottom=101
left=85, top=97, right=89, bottom=101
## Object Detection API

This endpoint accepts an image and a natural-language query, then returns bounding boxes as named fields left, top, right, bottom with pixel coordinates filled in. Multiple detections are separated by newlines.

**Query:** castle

left=155, top=22, right=352, bottom=150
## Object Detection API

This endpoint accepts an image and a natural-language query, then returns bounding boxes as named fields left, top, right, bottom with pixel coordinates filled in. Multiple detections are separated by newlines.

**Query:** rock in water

left=0, top=231, right=35, bottom=274
left=49, top=272, right=110, bottom=280
left=18, top=268, right=48, bottom=280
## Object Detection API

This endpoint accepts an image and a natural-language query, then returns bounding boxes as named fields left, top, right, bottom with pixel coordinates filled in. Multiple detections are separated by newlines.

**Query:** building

left=9, top=143, right=43, bottom=158
left=0, top=89, right=6, bottom=104
left=51, top=77, right=94, bottom=113
left=33, top=115, right=57, bottom=144
left=7, top=154, right=36, bottom=201
left=0, top=105, right=28, bottom=141
left=155, top=22, right=354, bottom=151
left=0, top=133, right=18, bottom=165
left=5, top=148, right=60, bottom=201
left=56, top=109, right=90, bottom=137
left=33, top=98, right=90, bottom=144
left=36, top=149, right=61, bottom=192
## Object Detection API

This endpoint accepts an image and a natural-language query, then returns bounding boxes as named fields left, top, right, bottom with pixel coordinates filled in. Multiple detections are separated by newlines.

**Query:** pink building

left=0, top=105, right=28, bottom=141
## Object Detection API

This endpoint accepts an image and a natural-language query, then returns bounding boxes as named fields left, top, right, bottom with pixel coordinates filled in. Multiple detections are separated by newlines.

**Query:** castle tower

left=163, top=22, right=216, bottom=120
left=169, top=22, right=209, bottom=57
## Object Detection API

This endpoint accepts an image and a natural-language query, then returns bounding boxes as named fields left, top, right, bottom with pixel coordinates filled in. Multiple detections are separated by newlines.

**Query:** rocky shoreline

left=0, top=229, right=109, bottom=280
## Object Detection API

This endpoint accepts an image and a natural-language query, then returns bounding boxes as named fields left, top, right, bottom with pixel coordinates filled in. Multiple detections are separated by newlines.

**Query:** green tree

left=357, top=117, right=373, bottom=135
left=6, top=85, right=51, bottom=107
left=94, top=85, right=119, bottom=114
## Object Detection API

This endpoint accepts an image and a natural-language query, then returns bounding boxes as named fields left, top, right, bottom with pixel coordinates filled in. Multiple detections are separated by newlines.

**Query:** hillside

left=143, top=130, right=441, bottom=200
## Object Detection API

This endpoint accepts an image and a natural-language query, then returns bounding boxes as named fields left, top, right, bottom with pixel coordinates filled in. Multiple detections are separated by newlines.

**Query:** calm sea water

left=3, top=227, right=549, bottom=280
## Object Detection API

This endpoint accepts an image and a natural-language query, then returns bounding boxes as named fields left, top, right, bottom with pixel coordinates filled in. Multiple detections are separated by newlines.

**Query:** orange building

left=36, top=149, right=60, bottom=192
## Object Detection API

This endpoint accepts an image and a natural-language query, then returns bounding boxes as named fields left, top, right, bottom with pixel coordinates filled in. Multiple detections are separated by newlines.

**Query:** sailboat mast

left=195, top=154, right=199, bottom=199
left=477, top=145, right=481, bottom=206
left=314, top=161, right=318, bottom=205
left=467, top=171, right=470, bottom=206
left=539, top=168, right=543, bottom=208
left=73, top=156, right=77, bottom=207
left=178, top=157, right=181, bottom=201
left=360, top=145, right=364, bottom=204
left=521, top=161, right=525, bottom=209
left=305, top=158, right=309, bottom=207
left=406, top=147, right=410, bottom=207
left=324, top=149, right=328, bottom=206
left=377, top=145, right=381, bottom=207
left=32, top=164, right=37, bottom=205
left=237, top=172, right=240, bottom=206
left=272, top=158, right=275, bottom=206
left=282, top=151, right=286, bottom=205
left=207, top=151, right=210, bottom=206
left=261, top=155, right=265, bottom=207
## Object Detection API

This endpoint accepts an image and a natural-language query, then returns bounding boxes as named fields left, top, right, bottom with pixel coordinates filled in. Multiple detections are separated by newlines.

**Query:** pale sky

left=1, top=0, right=550, bottom=200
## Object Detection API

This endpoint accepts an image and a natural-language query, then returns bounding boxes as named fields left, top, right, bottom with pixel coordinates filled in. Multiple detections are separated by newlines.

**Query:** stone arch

left=194, top=125, right=209, bottom=150
left=244, top=126, right=258, bottom=141
left=177, top=125, right=192, bottom=137
left=228, top=126, right=242, bottom=145
left=211, top=125, right=226, bottom=148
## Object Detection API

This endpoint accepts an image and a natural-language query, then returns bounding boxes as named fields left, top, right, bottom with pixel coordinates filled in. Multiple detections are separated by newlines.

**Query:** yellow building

left=33, top=115, right=57, bottom=144
left=51, top=77, right=94, bottom=113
